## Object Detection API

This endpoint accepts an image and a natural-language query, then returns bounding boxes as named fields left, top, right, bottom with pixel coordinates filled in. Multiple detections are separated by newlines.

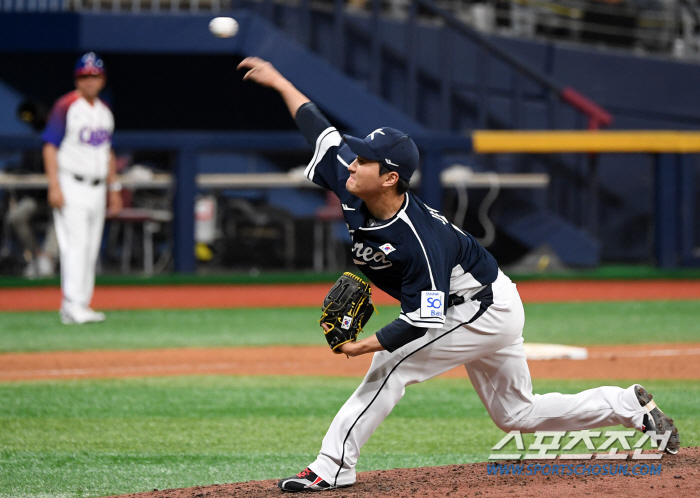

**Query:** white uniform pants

left=53, top=173, right=106, bottom=311
left=309, top=271, right=647, bottom=487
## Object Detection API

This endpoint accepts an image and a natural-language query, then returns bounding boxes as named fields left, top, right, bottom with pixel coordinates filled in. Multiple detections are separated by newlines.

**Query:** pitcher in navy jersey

left=237, top=57, right=679, bottom=492
left=42, top=52, right=122, bottom=324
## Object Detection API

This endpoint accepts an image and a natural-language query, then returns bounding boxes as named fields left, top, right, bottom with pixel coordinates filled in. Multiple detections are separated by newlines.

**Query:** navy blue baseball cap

left=74, top=52, right=105, bottom=77
left=343, top=127, right=419, bottom=182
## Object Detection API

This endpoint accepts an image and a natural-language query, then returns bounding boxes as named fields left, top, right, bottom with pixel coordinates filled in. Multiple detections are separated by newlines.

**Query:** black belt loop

left=448, top=284, right=494, bottom=309
left=73, top=174, right=103, bottom=186
left=447, top=294, right=465, bottom=308
left=466, top=284, right=494, bottom=324
left=472, top=284, right=494, bottom=303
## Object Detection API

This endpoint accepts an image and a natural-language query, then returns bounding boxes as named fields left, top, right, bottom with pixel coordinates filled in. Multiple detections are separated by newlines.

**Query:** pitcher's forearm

left=275, top=79, right=310, bottom=119
left=339, top=334, right=385, bottom=357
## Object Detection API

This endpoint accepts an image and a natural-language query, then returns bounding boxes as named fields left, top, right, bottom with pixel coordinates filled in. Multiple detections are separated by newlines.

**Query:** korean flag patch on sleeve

left=420, top=290, right=445, bottom=319
left=379, top=243, right=396, bottom=255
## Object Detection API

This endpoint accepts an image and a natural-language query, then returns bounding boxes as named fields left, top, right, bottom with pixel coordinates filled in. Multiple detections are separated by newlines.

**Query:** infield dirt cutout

left=2, top=342, right=700, bottom=381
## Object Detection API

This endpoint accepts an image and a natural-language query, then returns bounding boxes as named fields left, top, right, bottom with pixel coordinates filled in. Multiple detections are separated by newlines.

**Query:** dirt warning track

left=1, top=279, right=699, bottom=312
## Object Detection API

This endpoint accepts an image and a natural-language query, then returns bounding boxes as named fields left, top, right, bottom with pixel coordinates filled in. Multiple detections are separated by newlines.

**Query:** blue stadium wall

left=0, top=10, right=698, bottom=266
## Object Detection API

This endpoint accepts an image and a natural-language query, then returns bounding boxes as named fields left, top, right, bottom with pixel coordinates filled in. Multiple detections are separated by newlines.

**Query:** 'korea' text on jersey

left=296, top=103, right=499, bottom=350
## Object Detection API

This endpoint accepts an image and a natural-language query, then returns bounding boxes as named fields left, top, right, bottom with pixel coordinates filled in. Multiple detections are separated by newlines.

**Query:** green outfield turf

left=0, top=376, right=697, bottom=498
left=1, top=300, right=699, bottom=353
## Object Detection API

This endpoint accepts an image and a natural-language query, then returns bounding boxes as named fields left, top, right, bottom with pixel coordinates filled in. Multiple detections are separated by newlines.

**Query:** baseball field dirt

left=109, top=448, right=700, bottom=498
left=2, top=342, right=700, bottom=381
left=2, top=279, right=700, bottom=311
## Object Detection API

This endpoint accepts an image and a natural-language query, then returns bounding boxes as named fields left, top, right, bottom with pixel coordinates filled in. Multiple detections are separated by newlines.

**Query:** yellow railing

left=472, top=130, right=700, bottom=153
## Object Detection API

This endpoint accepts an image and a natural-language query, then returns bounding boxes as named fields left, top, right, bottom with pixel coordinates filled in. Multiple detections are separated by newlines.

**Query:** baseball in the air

left=209, top=17, right=239, bottom=38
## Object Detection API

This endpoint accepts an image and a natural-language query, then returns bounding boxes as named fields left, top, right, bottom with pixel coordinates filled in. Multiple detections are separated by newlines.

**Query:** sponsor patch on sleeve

left=420, top=290, right=445, bottom=319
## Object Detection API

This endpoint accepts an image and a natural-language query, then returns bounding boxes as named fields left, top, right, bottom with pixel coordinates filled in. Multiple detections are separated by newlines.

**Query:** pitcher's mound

left=112, top=447, right=699, bottom=497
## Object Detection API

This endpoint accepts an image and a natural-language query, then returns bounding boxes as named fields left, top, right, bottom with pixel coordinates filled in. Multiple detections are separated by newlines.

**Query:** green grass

left=1, top=301, right=699, bottom=352
left=0, top=306, right=400, bottom=352
left=0, top=376, right=698, bottom=498
left=523, top=300, right=700, bottom=345
left=1, top=300, right=698, bottom=496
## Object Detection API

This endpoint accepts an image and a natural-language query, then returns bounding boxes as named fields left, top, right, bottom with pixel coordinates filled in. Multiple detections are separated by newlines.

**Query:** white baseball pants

left=53, top=173, right=106, bottom=311
left=309, top=271, right=647, bottom=487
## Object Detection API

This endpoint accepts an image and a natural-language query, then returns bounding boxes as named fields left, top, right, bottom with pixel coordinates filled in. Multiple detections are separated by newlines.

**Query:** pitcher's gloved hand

left=320, top=272, right=375, bottom=353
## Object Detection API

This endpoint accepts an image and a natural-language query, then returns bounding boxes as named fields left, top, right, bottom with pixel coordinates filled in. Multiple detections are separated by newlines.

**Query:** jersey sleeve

left=296, top=102, right=355, bottom=196
left=397, top=214, right=452, bottom=329
left=376, top=319, right=427, bottom=353
left=41, top=98, right=70, bottom=147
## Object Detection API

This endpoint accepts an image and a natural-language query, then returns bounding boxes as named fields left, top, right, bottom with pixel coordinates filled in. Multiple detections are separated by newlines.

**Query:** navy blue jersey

left=297, top=103, right=498, bottom=348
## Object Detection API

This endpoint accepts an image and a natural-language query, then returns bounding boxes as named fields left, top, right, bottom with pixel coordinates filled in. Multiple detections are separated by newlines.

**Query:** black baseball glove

left=320, top=272, right=375, bottom=353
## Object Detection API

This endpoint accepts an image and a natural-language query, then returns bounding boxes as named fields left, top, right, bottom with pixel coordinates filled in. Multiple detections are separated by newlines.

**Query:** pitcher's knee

left=493, top=416, right=519, bottom=433
left=493, top=411, right=539, bottom=433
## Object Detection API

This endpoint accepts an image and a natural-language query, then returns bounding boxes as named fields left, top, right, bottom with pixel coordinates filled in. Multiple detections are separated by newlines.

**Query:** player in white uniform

left=237, top=58, right=680, bottom=492
left=42, top=53, right=123, bottom=324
